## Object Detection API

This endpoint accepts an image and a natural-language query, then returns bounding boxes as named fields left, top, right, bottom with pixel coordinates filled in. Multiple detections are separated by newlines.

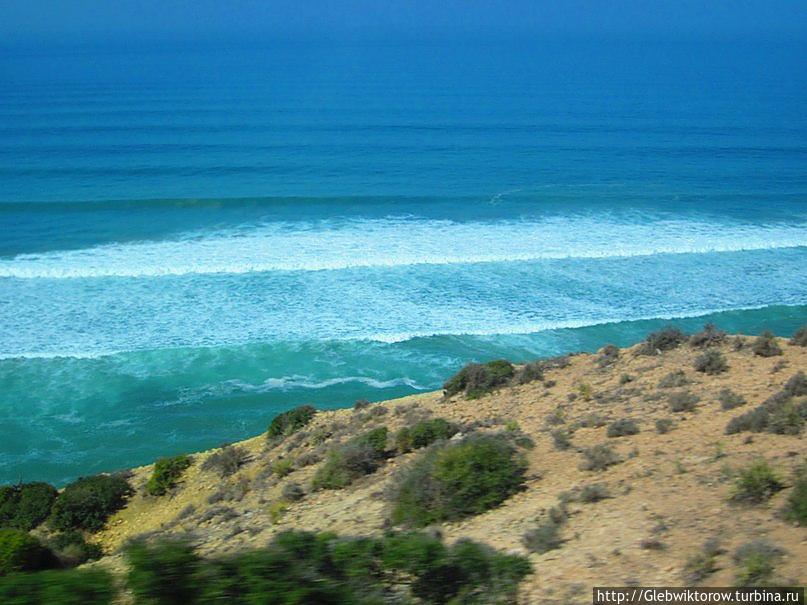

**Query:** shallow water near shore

left=1, top=39, right=806, bottom=485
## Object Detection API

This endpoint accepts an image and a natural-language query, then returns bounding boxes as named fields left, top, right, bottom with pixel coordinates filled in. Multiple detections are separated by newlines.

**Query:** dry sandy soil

left=85, top=332, right=805, bottom=603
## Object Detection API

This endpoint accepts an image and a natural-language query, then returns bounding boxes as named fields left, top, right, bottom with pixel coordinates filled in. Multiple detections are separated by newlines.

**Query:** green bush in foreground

left=395, top=418, right=458, bottom=453
left=50, top=474, right=132, bottom=532
left=0, top=482, right=58, bottom=531
left=443, top=360, right=515, bottom=399
left=125, top=530, right=530, bottom=605
left=146, top=455, right=192, bottom=496
left=0, top=567, right=114, bottom=604
left=312, top=427, right=389, bottom=490
left=0, top=528, right=56, bottom=576
left=390, top=434, right=526, bottom=527
left=267, top=405, right=317, bottom=439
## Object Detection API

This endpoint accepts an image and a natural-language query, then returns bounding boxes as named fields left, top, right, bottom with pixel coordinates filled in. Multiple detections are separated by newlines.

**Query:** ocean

left=1, top=38, right=805, bottom=485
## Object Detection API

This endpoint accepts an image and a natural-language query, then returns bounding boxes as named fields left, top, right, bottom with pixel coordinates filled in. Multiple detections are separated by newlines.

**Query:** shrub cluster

left=50, top=474, right=132, bottom=532
left=0, top=482, right=58, bottom=531
left=146, top=455, right=192, bottom=496
left=689, top=323, right=726, bottom=348
left=751, top=331, right=782, bottom=357
left=784, top=460, right=807, bottom=526
left=201, top=445, right=248, bottom=477
left=390, top=434, right=526, bottom=527
left=733, top=540, right=784, bottom=587
left=395, top=418, right=458, bottom=453
left=693, top=349, right=728, bottom=375
left=731, top=459, right=784, bottom=504
left=0, top=528, right=56, bottom=576
left=0, top=567, right=114, bottom=604
left=124, top=530, right=530, bottom=605
left=790, top=325, right=807, bottom=346
left=267, top=405, right=317, bottom=439
left=606, top=418, right=639, bottom=438
left=725, top=372, right=807, bottom=436
left=668, top=391, right=699, bottom=413
left=312, top=427, right=389, bottom=490
left=637, top=326, right=687, bottom=355
left=443, top=360, right=515, bottom=399
left=523, top=504, right=567, bottom=554
left=579, top=444, right=621, bottom=471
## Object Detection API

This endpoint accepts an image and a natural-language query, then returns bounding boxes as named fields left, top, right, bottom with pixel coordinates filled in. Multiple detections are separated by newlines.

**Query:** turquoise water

left=1, top=39, right=806, bottom=485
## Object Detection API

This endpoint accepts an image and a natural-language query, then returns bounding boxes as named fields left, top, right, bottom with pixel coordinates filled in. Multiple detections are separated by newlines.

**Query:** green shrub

left=733, top=540, right=783, bottom=587
left=0, top=528, right=56, bottom=575
left=579, top=444, right=621, bottom=471
left=312, top=428, right=389, bottom=490
left=637, top=327, right=687, bottom=355
left=752, top=331, right=782, bottom=357
left=0, top=568, right=114, bottom=604
left=272, top=459, right=295, bottom=478
left=443, top=360, right=515, bottom=399
left=655, top=418, right=674, bottom=434
left=267, top=405, right=317, bottom=439
left=658, top=370, right=689, bottom=388
left=731, top=459, right=784, bottom=504
left=0, top=482, right=58, bottom=531
left=668, top=391, right=699, bottom=413
left=790, top=325, right=807, bottom=346
left=395, top=418, right=458, bottom=453
left=50, top=474, right=132, bottom=532
left=146, top=455, right=192, bottom=496
left=606, top=418, right=639, bottom=438
left=201, top=445, right=248, bottom=477
left=689, top=323, right=726, bottom=348
left=784, top=461, right=807, bottom=526
left=127, top=538, right=200, bottom=605
left=718, top=389, right=746, bottom=410
left=390, top=434, right=526, bottom=527
left=48, top=530, right=103, bottom=568
left=694, top=349, right=728, bottom=375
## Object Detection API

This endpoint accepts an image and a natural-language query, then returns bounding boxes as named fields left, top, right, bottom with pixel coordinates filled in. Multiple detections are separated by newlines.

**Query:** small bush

left=551, top=428, right=573, bottom=450
left=515, top=361, right=544, bottom=384
left=637, top=327, right=687, bottom=355
left=201, top=445, right=248, bottom=477
left=619, top=373, right=634, bottom=385
left=718, top=389, right=746, bottom=410
left=790, top=325, right=807, bottom=346
left=579, top=444, right=621, bottom=472
left=390, top=434, right=526, bottom=527
left=443, top=360, right=515, bottom=399
left=683, top=540, right=721, bottom=584
left=733, top=540, right=783, bottom=587
left=668, top=391, right=699, bottom=413
left=312, top=428, right=389, bottom=490
left=146, top=455, right=192, bottom=496
left=690, top=323, right=726, bottom=348
left=783, top=461, right=807, bottom=526
left=523, top=506, right=566, bottom=554
left=50, top=474, right=132, bottom=532
left=353, top=399, right=370, bottom=410
left=578, top=483, right=610, bottom=503
left=272, top=459, right=294, bottom=478
left=658, top=370, right=689, bottom=388
left=268, top=500, right=289, bottom=524
left=281, top=483, right=305, bottom=502
left=267, top=405, right=317, bottom=439
left=607, top=418, right=639, bottom=438
left=655, top=418, right=674, bottom=434
left=0, top=528, right=56, bottom=575
left=597, top=344, right=620, bottom=367
left=731, top=459, right=784, bottom=504
left=752, top=331, right=782, bottom=357
left=0, top=568, right=114, bottom=604
left=48, top=530, right=102, bottom=568
left=694, top=349, right=728, bottom=375
left=0, top=482, right=58, bottom=531
left=395, top=418, right=458, bottom=453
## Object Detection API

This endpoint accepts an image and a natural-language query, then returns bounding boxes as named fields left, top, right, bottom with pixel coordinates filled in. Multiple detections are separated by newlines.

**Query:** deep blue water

left=1, top=39, right=806, bottom=484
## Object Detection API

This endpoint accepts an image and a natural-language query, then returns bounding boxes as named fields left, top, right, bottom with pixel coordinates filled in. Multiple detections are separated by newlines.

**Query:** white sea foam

left=1, top=216, right=805, bottom=279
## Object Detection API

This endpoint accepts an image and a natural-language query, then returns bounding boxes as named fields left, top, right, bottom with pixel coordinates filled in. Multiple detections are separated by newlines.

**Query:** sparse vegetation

left=146, top=455, right=192, bottom=496
left=597, top=344, right=620, bottom=367
left=312, top=427, right=389, bottom=490
left=390, top=434, right=526, bottom=527
left=0, top=482, right=58, bottom=531
left=551, top=428, right=573, bottom=450
left=267, top=405, right=317, bottom=439
left=689, top=323, right=726, bottom=348
left=50, top=474, right=132, bottom=532
left=577, top=383, right=593, bottom=400
left=523, top=505, right=567, bottom=553
left=752, top=331, right=782, bottom=357
left=579, top=444, right=621, bottom=471
left=443, top=360, right=515, bottom=398
left=683, top=539, right=721, bottom=584
left=790, top=325, right=807, bottom=346
left=606, top=418, right=639, bottom=438
left=783, top=460, right=807, bottom=526
left=694, top=349, right=728, bottom=375
left=637, top=326, right=687, bottom=355
left=718, top=388, right=746, bottom=410
left=395, top=418, right=458, bottom=453
left=201, top=445, right=248, bottom=477
left=731, top=459, right=784, bottom=504
left=668, top=391, right=699, bottom=413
